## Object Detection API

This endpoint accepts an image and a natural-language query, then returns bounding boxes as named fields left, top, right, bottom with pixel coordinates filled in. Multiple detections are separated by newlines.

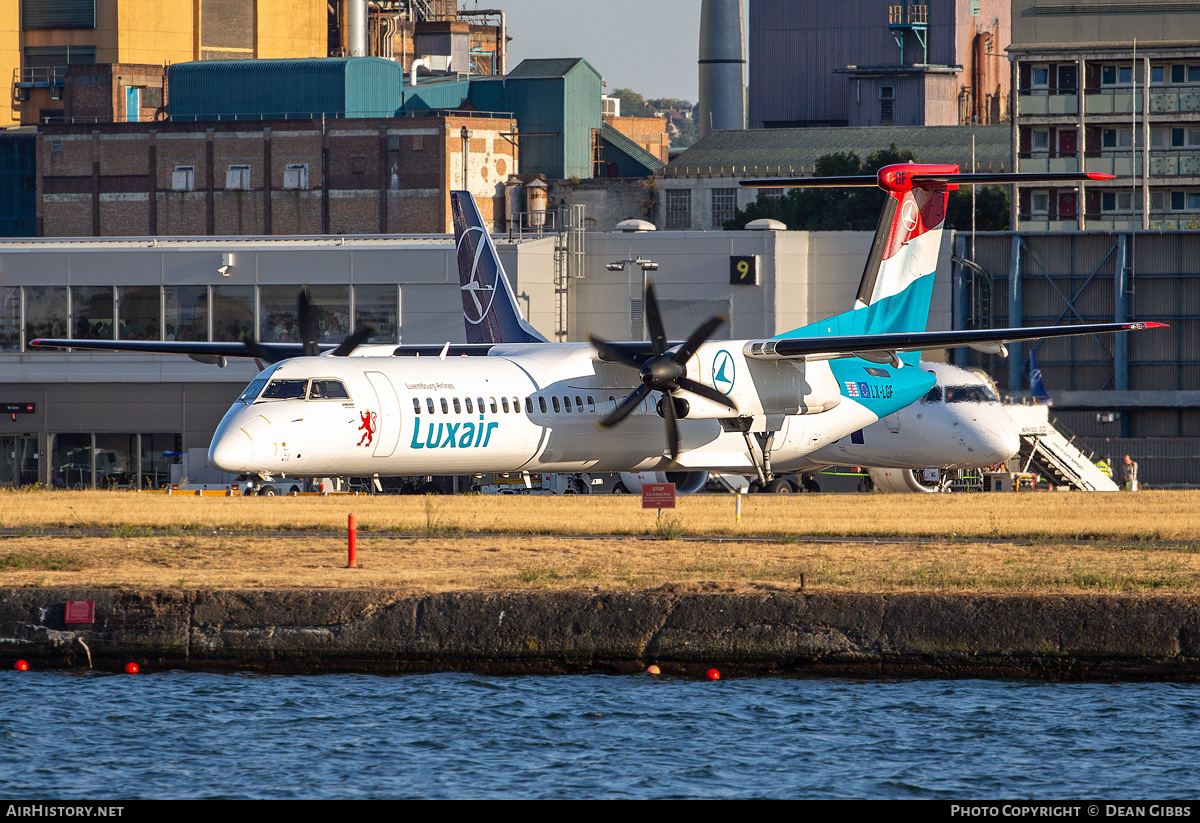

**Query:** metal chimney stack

left=698, top=0, right=745, bottom=138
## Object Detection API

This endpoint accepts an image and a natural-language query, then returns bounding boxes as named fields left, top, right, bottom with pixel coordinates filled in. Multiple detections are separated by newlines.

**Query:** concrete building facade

left=748, top=0, right=1010, bottom=129
left=1008, top=0, right=1200, bottom=231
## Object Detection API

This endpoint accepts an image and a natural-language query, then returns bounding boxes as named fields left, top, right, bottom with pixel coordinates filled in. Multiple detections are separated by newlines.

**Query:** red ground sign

left=641, top=482, right=676, bottom=509
left=64, top=600, right=94, bottom=624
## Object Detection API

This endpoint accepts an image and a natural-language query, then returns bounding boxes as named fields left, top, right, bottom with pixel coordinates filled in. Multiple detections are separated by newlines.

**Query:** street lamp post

left=605, top=258, right=659, bottom=340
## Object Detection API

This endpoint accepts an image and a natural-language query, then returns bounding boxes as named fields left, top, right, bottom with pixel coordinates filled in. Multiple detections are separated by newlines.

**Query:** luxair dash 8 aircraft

left=32, top=165, right=1164, bottom=486
left=456, top=189, right=1024, bottom=494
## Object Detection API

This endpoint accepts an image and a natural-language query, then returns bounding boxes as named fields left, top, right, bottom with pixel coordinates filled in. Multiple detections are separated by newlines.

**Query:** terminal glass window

left=71, top=286, right=113, bottom=340
left=212, top=286, right=255, bottom=342
left=140, top=433, right=181, bottom=490
left=164, top=286, right=208, bottom=341
left=260, top=286, right=303, bottom=343
left=50, top=434, right=93, bottom=489
left=24, top=286, right=68, bottom=342
left=117, top=286, right=161, bottom=340
left=307, top=285, right=350, bottom=345
left=93, top=434, right=134, bottom=488
left=354, top=284, right=400, bottom=344
left=0, top=287, right=19, bottom=351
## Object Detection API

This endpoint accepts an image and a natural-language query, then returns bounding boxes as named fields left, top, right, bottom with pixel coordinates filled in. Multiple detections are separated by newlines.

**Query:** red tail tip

left=1086, top=173, right=1117, bottom=180
left=1141, top=322, right=1169, bottom=328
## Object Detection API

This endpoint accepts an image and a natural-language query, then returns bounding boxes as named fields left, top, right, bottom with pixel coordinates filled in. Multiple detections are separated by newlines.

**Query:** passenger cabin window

left=489, top=398, right=498, bottom=413
left=921, top=386, right=942, bottom=403
left=465, top=398, right=474, bottom=414
left=575, top=396, right=583, bottom=412
left=587, top=396, right=595, bottom=412
left=440, top=398, right=449, bottom=414
left=309, top=379, right=349, bottom=400
left=564, top=396, right=572, bottom=413
left=525, top=397, right=533, bottom=414
left=260, top=379, right=308, bottom=401
left=501, top=397, right=510, bottom=413
left=426, top=398, right=435, bottom=414
left=453, top=398, right=461, bottom=414
left=477, top=397, right=485, bottom=413
left=512, top=397, right=520, bottom=413
left=552, top=397, right=561, bottom=413
left=413, top=398, right=421, bottom=414
left=538, top=397, right=547, bottom=413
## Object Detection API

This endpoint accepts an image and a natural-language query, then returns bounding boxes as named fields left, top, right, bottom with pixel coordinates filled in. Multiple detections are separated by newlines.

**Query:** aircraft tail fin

left=742, top=166, right=1114, bottom=366
left=450, top=190, right=548, bottom=344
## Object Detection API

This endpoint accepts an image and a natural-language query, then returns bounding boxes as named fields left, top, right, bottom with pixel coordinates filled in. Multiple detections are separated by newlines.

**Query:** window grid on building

left=665, top=189, right=691, bottom=229
left=711, top=188, right=737, bottom=227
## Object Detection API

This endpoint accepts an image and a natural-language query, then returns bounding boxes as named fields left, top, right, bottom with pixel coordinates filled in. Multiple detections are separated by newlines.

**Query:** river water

left=1, top=671, right=1197, bottom=799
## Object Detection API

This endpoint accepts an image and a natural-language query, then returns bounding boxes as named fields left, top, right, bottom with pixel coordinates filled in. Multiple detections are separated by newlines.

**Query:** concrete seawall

left=4, top=588, right=1200, bottom=678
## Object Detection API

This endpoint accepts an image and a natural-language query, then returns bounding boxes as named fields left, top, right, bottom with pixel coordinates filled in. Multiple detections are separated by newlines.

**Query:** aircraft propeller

left=242, top=287, right=375, bottom=364
left=589, top=281, right=735, bottom=461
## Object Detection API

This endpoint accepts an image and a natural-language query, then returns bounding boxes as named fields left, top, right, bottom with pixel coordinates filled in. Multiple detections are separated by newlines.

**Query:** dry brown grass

left=1, top=488, right=1198, bottom=541
left=2, top=532, right=1199, bottom=595
left=2, top=489, right=1198, bottom=595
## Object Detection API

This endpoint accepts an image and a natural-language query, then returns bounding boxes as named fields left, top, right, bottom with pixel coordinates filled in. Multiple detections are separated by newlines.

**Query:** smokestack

left=698, top=0, right=745, bottom=138
left=345, top=0, right=367, bottom=57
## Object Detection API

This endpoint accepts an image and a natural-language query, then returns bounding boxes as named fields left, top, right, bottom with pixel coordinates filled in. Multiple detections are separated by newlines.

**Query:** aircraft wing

left=588, top=322, right=1165, bottom=366
left=28, top=338, right=499, bottom=360
left=29, top=338, right=308, bottom=362
left=740, top=322, right=1167, bottom=363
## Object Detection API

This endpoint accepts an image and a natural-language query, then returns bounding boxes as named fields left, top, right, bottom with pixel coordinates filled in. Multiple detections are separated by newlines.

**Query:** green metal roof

left=662, top=125, right=1011, bottom=177
left=507, top=57, right=601, bottom=80
left=600, top=122, right=666, bottom=174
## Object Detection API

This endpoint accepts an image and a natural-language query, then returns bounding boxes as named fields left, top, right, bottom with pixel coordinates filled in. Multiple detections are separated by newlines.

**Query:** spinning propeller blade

left=591, top=281, right=733, bottom=460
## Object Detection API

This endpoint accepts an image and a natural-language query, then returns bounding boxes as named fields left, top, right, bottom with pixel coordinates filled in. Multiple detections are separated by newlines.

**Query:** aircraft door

left=365, top=371, right=401, bottom=458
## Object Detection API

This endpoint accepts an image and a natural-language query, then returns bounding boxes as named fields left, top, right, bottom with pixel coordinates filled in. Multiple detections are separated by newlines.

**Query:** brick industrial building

left=37, top=112, right=517, bottom=236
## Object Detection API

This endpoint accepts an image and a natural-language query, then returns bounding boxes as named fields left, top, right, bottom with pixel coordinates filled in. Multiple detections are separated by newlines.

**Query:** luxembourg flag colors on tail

left=450, top=191, right=548, bottom=345
left=772, top=163, right=957, bottom=367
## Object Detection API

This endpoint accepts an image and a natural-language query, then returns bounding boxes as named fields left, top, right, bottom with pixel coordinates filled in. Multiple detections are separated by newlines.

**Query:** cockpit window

left=921, top=385, right=942, bottom=404
left=945, top=384, right=999, bottom=404
left=309, top=379, right=350, bottom=400
left=237, top=378, right=269, bottom=404
left=259, top=379, right=309, bottom=401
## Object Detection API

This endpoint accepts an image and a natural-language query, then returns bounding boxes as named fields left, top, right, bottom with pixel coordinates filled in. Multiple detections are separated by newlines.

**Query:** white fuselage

left=794, top=362, right=1019, bottom=470
left=208, top=344, right=884, bottom=477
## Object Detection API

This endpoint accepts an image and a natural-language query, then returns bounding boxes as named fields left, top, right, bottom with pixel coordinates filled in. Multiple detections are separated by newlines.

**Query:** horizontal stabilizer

left=741, top=171, right=1115, bottom=192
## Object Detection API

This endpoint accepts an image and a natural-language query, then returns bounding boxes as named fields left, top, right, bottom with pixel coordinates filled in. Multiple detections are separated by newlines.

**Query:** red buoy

left=705, top=668, right=721, bottom=681
left=646, top=665, right=661, bottom=675
left=124, top=662, right=140, bottom=674
left=14, top=660, right=28, bottom=671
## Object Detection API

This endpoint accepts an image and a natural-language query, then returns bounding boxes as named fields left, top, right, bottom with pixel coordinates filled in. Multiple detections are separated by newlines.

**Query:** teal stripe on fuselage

left=776, top=272, right=936, bottom=416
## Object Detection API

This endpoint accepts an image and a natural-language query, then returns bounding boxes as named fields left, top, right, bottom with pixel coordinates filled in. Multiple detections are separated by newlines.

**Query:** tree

left=610, top=88, right=655, bottom=118
left=724, top=145, right=918, bottom=230
left=946, top=185, right=1010, bottom=231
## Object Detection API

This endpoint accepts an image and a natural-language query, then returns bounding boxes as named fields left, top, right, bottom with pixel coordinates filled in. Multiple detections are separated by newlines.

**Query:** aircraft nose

left=979, top=412, right=1021, bottom=463
left=209, top=413, right=278, bottom=473
left=208, top=426, right=253, bottom=473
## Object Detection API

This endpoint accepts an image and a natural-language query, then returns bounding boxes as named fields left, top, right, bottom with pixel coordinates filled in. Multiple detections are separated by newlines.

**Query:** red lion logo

left=357, top=410, right=377, bottom=447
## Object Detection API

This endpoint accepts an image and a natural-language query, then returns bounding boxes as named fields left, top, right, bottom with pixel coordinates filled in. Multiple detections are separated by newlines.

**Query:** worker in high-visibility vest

left=1095, top=458, right=1112, bottom=479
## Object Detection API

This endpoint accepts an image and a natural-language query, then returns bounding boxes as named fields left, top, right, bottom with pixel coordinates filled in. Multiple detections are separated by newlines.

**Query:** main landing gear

left=730, top=417, right=819, bottom=495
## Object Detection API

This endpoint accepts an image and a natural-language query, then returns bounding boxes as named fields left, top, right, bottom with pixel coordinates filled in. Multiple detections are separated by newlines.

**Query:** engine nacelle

left=618, top=471, right=709, bottom=494
left=868, top=467, right=940, bottom=493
